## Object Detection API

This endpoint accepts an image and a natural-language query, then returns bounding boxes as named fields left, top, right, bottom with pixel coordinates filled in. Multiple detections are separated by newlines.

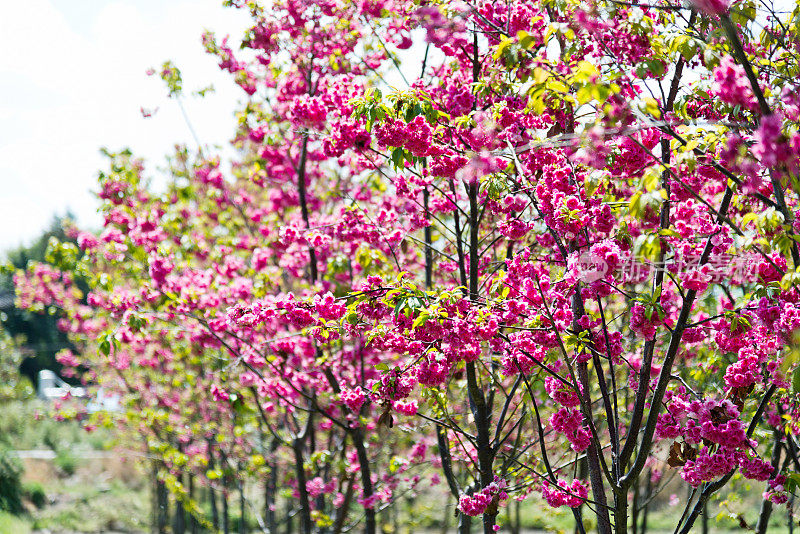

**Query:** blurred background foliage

left=1, top=215, right=79, bottom=384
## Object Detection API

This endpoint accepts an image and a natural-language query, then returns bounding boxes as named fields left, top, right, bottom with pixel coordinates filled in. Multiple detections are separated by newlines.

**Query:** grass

left=0, top=473, right=150, bottom=534
left=0, top=510, right=30, bottom=534
left=0, top=399, right=112, bottom=452
left=0, top=398, right=149, bottom=533
left=28, top=478, right=149, bottom=533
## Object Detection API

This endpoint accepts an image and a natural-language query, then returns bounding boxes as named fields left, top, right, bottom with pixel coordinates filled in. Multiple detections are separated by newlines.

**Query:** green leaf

left=391, top=147, right=404, bottom=168
left=547, top=79, right=569, bottom=94
left=576, top=85, right=594, bottom=105
left=642, top=97, right=662, bottom=119
left=99, top=338, right=111, bottom=357
left=786, top=473, right=800, bottom=493
left=792, top=367, right=800, bottom=394
left=574, top=61, right=599, bottom=83
left=493, top=37, right=514, bottom=60
left=647, top=60, right=665, bottom=77
left=412, top=312, right=430, bottom=329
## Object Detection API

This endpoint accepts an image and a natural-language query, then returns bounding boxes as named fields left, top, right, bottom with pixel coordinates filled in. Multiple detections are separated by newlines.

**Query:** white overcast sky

left=0, top=0, right=250, bottom=252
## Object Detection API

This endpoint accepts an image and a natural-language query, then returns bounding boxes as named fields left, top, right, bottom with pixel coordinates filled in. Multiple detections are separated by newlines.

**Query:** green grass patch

left=0, top=510, right=30, bottom=534
left=30, top=478, right=149, bottom=533
left=0, top=400, right=112, bottom=452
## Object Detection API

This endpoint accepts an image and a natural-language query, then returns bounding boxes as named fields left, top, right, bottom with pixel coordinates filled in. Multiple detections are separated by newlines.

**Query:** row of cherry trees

left=14, top=0, right=800, bottom=532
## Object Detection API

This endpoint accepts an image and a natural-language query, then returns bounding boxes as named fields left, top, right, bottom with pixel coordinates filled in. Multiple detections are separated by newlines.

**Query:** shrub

left=54, top=448, right=77, bottom=478
left=0, top=449, right=23, bottom=514
left=22, top=482, right=46, bottom=509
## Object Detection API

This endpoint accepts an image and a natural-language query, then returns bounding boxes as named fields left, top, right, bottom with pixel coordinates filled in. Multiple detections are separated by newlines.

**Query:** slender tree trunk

left=320, top=368, right=375, bottom=534
left=573, top=317, right=612, bottom=532
left=350, top=427, right=376, bottom=534
left=223, top=483, right=231, bottom=534
left=208, top=440, right=220, bottom=530
left=640, top=471, right=652, bottom=534
left=459, top=509, right=473, bottom=534
left=285, top=509, right=294, bottom=534
left=701, top=501, right=708, bottom=534
left=210, top=485, right=220, bottom=530
left=150, top=466, right=158, bottom=534
left=333, top=474, right=355, bottom=534
left=239, top=476, right=247, bottom=534
left=631, top=479, right=639, bottom=534
left=156, top=475, right=169, bottom=534
left=189, top=474, right=199, bottom=534
left=293, top=436, right=313, bottom=534
left=423, top=188, right=433, bottom=288
left=508, top=500, right=520, bottom=534
left=466, top=180, right=497, bottom=534
left=640, top=491, right=649, bottom=534
left=574, top=457, right=588, bottom=534
left=173, top=492, right=186, bottom=534
left=436, top=426, right=470, bottom=533
left=266, top=450, right=278, bottom=534
left=756, top=432, right=783, bottom=534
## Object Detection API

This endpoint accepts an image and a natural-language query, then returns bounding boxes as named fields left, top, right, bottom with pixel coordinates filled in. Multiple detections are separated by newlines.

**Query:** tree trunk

left=350, top=427, right=376, bottom=534
left=239, top=476, right=247, bottom=534
left=293, top=437, right=313, bottom=534
left=207, top=440, right=220, bottom=530
left=172, top=491, right=186, bottom=534
left=155, top=475, right=169, bottom=534
left=701, top=501, right=708, bottom=534
left=223, top=484, right=230, bottom=534
left=756, top=432, right=783, bottom=534
left=640, top=471, right=652, bottom=534
left=266, top=463, right=277, bottom=534
left=189, top=474, right=199, bottom=534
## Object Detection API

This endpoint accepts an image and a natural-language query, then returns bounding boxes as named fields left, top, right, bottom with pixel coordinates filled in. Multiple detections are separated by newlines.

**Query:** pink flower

left=210, top=385, right=229, bottom=402
left=691, top=0, right=731, bottom=15
left=458, top=477, right=508, bottom=516
left=340, top=388, right=366, bottom=412
left=710, top=56, right=757, bottom=111
left=392, top=399, right=418, bottom=416
left=542, top=478, right=588, bottom=508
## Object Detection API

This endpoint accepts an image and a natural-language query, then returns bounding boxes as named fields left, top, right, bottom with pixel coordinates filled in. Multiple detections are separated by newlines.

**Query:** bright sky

left=0, top=0, right=250, bottom=252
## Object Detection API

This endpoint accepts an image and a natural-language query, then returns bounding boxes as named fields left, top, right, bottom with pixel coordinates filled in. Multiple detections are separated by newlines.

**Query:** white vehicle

left=37, top=369, right=86, bottom=400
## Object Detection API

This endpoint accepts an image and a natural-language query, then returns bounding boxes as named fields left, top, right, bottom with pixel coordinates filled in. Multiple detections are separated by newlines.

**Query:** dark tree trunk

left=172, top=492, right=186, bottom=534
left=701, top=501, right=708, bottom=534
left=292, top=437, right=313, bottom=534
left=156, top=476, right=169, bottom=534
left=265, top=461, right=277, bottom=534
left=207, top=440, right=220, bottom=530
left=756, top=433, right=783, bottom=534
left=222, top=484, right=230, bottom=534
left=350, top=427, right=377, bottom=534
left=239, top=476, right=247, bottom=534
left=189, top=474, right=199, bottom=534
